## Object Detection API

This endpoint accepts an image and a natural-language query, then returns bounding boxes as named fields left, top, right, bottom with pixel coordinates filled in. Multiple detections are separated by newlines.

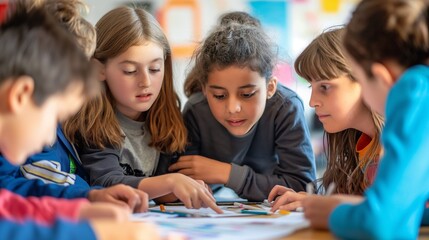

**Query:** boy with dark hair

left=0, top=2, right=158, bottom=240
left=0, top=0, right=150, bottom=213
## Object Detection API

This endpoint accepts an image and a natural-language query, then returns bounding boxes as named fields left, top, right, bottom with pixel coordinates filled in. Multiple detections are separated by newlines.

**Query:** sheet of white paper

left=133, top=205, right=296, bottom=219
left=132, top=210, right=309, bottom=240
left=149, top=205, right=247, bottom=217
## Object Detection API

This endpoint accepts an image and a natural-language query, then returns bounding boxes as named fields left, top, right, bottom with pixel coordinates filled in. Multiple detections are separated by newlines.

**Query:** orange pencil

left=159, top=204, right=166, bottom=212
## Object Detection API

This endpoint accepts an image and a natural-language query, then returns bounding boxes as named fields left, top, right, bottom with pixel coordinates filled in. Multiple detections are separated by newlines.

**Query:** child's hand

left=268, top=185, right=295, bottom=202
left=301, top=195, right=343, bottom=229
left=168, top=155, right=231, bottom=184
left=332, top=194, right=364, bottom=204
left=78, top=202, right=131, bottom=221
left=87, top=184, right=149, bottom=213
left=268, top=185, right=306, bottom=212
left=90, top=220, right=163, bottom=240
left=166, top=173, right=223, bottom=214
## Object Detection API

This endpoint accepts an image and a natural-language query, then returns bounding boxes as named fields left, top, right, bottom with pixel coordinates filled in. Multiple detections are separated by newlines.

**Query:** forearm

left=226, top=164, right=314, bottom=201
left=0, top=174, right=89, bottom=199
left=137, top=174, right=176, bottom=199
left=0, top=189, right=88, bottom=225
left=213, top=162, right=231, bottom=184
left=153, top=193, right=178, bottom=204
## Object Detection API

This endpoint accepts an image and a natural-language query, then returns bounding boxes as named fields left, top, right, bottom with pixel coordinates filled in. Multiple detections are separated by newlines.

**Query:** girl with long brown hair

left=302, top=0, right=429, bottom=238
left=268, top=27, right=384, bottom=212
left=63, top=6, right=221, bottom=213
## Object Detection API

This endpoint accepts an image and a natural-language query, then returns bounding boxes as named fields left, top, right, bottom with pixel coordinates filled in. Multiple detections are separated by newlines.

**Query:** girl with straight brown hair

left=302, top=1, right=429, bottom=238
left=63, top=6, right=221, bottom=213
left=268, top=27, right=384, bottom=212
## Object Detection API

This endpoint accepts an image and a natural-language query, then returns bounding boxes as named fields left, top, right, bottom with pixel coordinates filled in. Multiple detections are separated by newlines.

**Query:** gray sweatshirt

left=76, top=112, right=172, bottom=189
left=182, top=84, right=316, bottom=201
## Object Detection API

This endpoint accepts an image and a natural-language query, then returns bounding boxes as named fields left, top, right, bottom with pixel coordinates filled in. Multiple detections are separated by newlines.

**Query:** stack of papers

left=132, top=205, right=309, bottom=240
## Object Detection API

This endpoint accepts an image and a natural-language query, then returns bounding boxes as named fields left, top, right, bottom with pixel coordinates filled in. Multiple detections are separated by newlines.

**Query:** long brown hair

left=322, top=112, right=383, bottom=194
left=64, top=7, right=187, bottom=154
left=295, top=28, right=384, bottom=194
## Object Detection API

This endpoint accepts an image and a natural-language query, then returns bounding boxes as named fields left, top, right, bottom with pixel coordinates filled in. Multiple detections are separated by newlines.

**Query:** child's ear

left=8, top=76, right=34, bottom=113
left=371, top=63, right=395, bottom=88
left=92, top=59, right=106, bottom=81
left=266, top=77, right=277, bottom=99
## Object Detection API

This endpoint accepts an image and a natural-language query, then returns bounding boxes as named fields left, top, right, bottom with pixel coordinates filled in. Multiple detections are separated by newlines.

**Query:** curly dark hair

left=184, top=20, right=277, bottom=97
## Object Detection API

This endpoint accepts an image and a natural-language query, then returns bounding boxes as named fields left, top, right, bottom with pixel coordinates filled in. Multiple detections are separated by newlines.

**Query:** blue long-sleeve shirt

left=0, top=129, right=97, bottom=239
left=0, top=219, right=95, bottom=240
left=329, top=65, right=429, bottom=239
left=0, top=158, right=90, bottom=198
left=0, top=126, right=97, bottom=198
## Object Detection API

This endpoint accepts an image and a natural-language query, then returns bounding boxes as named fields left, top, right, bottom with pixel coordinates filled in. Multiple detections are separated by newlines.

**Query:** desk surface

left=153, top=204, right=429, bottom=239
left=283, top=227, right=429, bottom=239
left=284, top=228, right=332, bottom=239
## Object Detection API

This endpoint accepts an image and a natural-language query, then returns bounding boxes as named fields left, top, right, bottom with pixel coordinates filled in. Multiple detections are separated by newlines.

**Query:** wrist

left=157, top=173, right=180, bottom=191
left=219, top=163, right=232, bottom=184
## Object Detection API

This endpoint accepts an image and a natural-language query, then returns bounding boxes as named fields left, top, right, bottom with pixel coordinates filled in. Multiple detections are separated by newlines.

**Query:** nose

left=309, top=91, right=321, bottom=108
left=138, top=70, right=151, bottom=88
left=227, top=97, right=241, bottom=113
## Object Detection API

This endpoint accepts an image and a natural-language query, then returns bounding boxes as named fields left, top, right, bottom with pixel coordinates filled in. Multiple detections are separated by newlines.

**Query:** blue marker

left=149, top=209, right=191, bottom=217
left=240, top=209, right=271, bottom=215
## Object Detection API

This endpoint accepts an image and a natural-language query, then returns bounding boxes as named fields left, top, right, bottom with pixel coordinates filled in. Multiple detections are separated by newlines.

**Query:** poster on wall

left=158, top=0, right=201, bottom=59
left=249, top=0, right=293, bottom=87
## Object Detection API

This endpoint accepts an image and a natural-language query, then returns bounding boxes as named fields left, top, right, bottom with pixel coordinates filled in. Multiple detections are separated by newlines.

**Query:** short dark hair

left=184, top=23, right=277, bottom=97
left=344, top=0, right=429, bottom=77
left=0, top=2, right=95, bottom=106
left=218, top=11, right=261, bottom=28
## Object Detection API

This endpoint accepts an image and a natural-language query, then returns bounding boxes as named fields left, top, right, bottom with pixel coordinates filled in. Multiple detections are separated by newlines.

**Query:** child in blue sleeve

left=19, top=0, right=96, bottom=188
left=10, top=0, right=96, bottom=188
left=0, top=2, right=159, bottom=239
left=268, top=28, right=384, bottom=212
left=0, top=0, right=150, bottom=211
left=302, top=0, right=429, bottom=239
left=169, top=12, right=316, bottom=201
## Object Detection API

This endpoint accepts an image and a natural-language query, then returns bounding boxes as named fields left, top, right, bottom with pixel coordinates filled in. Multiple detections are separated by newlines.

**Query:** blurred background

left=82, top=0, right=358, bottom=195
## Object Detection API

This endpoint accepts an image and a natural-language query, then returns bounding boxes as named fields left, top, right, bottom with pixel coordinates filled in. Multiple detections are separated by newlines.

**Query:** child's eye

left=213, top=94, right=226, bottom=100
left=123, top=70, right=137, bottom=75
left=320, top=84, right=330, bottom=91
left=241, top=92, right=256, bottom=98
left=149, top=68, right=161, bottom=73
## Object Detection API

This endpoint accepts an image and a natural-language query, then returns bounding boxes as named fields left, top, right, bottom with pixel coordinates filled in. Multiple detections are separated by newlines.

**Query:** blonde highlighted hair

left=295, top=27, right=384, bottom=194
left=63, top=7, right=187, bottom=154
